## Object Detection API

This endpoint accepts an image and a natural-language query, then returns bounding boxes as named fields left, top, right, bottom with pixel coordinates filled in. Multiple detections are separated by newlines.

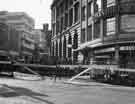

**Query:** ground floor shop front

left=80, top=42, right=135, bottom=69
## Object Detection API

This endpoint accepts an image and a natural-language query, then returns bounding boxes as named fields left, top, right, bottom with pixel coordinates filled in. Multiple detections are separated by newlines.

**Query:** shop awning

left=95, top=55, right=111, bottom=59
left=74, top=40, right=135, bottom=52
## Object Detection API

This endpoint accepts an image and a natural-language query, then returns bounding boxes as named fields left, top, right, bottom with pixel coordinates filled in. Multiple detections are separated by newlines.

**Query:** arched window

left=68, top=34, right=72, bottom=58
left=73, top=30, right=78, bottom=64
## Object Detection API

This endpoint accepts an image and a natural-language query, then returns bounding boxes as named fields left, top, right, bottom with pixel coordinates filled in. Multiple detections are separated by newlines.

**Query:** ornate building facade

left=51, top=0, right=135, bottom=68
left=51, top=0, right=81, bottom=64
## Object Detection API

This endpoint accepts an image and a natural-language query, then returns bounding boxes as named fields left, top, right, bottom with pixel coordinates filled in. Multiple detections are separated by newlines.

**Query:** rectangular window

left=87, top=25, right=92, bottom=41
left=56, top=20, right=60, bottom=34
left=64, top=13, right=68, bottom=29
left=88, top=2, right=92, bottom=17
left=82, top=6, right=86, bottom=21
left=106, top=17, right=116, bottom=36
left=69, top=0, right=73, bottom=7
left=56, top=7, right=60, bottom=18
left=96, top=0, right=101, bottom=11
left=69, top=8, right=73, bottom=26
left=119, top=0, right=133, bottom=3
left=94, top=21, right=100, bottom=39
left=75, top=2, right=80, bottom=23
left=121, top=15, right=135, bottom=33
left=81, top=29, right=86, bottom=43
left=107, top=0, right=115, bottom=7
left=52, top=24, right=55, bottom=36
left=65, top=0, right=68, bottom=11
left=60, top=17, right=64, bottom=32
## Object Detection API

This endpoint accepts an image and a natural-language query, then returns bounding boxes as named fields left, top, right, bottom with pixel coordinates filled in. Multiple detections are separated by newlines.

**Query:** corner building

left=51, top=0, right=135, bottom=68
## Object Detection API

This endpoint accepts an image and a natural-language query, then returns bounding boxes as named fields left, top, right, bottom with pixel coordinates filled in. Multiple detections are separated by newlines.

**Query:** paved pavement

left=0, top=77, right=135, bottom=104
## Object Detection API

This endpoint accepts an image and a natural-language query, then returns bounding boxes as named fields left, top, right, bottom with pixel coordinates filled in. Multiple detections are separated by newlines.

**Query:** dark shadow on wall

left=0, top=84, right=54, bottom=104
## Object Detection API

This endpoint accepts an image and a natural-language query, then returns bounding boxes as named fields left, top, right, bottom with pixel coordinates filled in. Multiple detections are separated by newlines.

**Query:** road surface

left=0, top=77, right=135, bottom=104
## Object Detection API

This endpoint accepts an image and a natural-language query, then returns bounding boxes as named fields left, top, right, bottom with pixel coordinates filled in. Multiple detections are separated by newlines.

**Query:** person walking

left=54, top=64, right=59, bottom=82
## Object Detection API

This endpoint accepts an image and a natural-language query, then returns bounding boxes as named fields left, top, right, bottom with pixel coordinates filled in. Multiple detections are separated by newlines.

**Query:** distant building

left=33, top=29, right=42, bottom=45
left=33, top=24, right=51, bottom=56
left=0, top=11, right=35, bottom=61
left=0, top=21, right=20, bottom=58
left=41, top=24, right=51, bottom=55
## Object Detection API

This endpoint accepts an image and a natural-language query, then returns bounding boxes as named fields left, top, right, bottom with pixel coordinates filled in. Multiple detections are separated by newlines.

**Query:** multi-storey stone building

left=51, top=0, right=135, bottom=68
left=0, top=11, right=35, bottom=61
left=51, top=0, right=81, bottom=64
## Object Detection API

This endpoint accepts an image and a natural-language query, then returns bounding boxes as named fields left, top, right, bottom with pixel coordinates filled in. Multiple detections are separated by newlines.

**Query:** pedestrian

left=54, top=64, right=58, bottom=82
left=58, top=67, right=62, bottom=80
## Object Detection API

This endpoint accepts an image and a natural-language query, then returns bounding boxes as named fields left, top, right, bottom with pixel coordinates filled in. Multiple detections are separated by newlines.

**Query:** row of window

left=52, top=0, right=78, bottom=22
left=81, top=22, right=100, bottom=43
left=52, top=2, right=80, bottom=35
left=81, top=14, right=135, bottom=43
left=82, top=0, right=101, bottom=21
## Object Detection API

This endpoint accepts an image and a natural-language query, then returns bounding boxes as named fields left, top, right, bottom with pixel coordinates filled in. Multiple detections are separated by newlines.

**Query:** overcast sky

left=0, top=0, right=53, bottom=29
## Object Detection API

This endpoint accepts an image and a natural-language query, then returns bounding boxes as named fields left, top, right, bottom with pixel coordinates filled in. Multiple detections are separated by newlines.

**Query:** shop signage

left=95, top=47, right=115, bottom=54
